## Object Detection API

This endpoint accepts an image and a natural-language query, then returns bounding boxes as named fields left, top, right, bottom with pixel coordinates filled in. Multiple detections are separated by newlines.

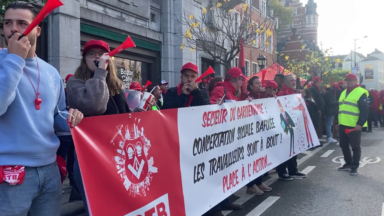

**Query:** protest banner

left=71, top=94, right=320, bottom=216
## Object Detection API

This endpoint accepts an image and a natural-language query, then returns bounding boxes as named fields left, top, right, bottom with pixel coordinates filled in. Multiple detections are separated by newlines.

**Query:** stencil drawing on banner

left=332, top=156, right=381, bottom=168
left=111, top=120, right=158, bottom=197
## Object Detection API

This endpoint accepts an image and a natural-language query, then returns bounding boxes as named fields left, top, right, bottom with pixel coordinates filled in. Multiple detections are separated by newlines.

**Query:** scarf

left=177, top=83, right=194, bottom=107
left=278, top=85, right=296, bottom=96
left=161, top=89, right=167, bottom=95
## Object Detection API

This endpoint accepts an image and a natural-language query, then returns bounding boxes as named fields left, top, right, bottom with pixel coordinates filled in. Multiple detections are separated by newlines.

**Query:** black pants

left=339, top=125, right=362, bottom=167
left=276, top=156, right=298, bottom=177
left=247, top=176, right=263, bottom=187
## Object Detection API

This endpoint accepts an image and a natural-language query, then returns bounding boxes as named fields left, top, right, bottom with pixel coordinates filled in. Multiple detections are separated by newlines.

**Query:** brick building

left=277, top=0, right=319, bottom=62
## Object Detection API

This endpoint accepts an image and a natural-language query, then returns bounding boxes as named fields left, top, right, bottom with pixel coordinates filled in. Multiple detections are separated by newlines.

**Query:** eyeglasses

left=86, top=51, right=105, bottom=58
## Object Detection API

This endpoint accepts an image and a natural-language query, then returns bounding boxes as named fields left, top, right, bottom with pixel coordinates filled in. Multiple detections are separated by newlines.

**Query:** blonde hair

left=74, top=57, right=122, bottom=96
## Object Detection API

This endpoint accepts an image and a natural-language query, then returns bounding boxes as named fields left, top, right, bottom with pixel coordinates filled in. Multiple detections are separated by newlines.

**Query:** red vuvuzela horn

left=141, top=80, right=152, bottom=92
left=261, top=69, right=267, bottom=87
left=345, top=128, right=356, bottom=134
left=109, top=36, right=136, bottom=57
left=195, top=66, right=215, bottom=83
left=23, top=0, right=64, bottom=37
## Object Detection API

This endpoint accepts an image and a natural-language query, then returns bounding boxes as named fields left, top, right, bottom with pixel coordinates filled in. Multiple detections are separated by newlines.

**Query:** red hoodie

left=210, top=81, right=238, bottom=104
left=370, top=90, right=380, bottom=111
left=277, top=85, right=296, bottom=96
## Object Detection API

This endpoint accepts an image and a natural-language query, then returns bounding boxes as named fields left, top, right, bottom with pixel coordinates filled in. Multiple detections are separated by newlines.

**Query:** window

left=260, top=0, right=267, bottom=16
left=338, top=63, right=343, bottom=68
left=245, top=60, right=250, bottom=76
left=307, top=16, right=311, bottom=24
left=150, top=13, right=156, bottom=22
left=252, top=22, right=259, bottom=48
left=253, top=63, right=258, bottom=74
left=268, top=34, right=273, bottom=54
left=261, top=33, right=266, bottom=51
left=234, top=57, right=239, bottom=67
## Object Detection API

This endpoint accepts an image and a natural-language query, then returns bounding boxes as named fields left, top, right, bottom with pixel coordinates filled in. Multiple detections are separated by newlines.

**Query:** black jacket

left=162, top=87, right=210, bottom=109
left=323, top=88, right=339, bottom=116
left=305, top=99, right=320, bottom=129
left=310, top=86, right=325, bottom=112
left=103, top=91, right=130, bottom=116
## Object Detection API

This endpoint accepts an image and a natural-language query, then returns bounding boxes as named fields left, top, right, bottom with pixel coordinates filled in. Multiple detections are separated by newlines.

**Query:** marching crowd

left=0, top=2, right=376, bottom=216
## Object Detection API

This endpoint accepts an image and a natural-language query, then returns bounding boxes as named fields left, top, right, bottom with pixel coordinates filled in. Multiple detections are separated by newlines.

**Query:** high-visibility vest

left=380, top=104, right=382, bottom=111
left=338, top=87, right=368, bottom=127
left=152, top=102, right=163, bottom=111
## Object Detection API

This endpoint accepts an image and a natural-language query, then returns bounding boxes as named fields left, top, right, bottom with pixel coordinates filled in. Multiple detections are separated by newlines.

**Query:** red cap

left=345, top=74, right=357, bottom=81
left=202, top=79, right=208, bottom=84
left=313, top=76, right=322, bottom=82
left=208, top=77, right=213, bottom=82
left=338, top=80, right=345, bottom=85
left=265, top=80, right=278, bottom=89
left=83, top=40, right=111, bottom=55
left=225, top=67, right=246, bottom=81
left=181, top=62, right=198, bottom=73
left=65, top=74, right=74, bottom=83
left=129, top=82, right=142, bottom=90
left=332, top=83, right=341, bottom=90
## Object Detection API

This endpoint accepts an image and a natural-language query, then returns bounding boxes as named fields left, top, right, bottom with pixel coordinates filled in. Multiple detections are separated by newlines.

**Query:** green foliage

left=269, top=0, right=294, bottom=31
left=321, top=69, right=350, bottom=87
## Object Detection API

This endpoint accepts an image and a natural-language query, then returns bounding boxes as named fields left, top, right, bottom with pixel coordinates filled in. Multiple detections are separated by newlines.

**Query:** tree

left=280, top=46, right=345, bottom=88
left=321, top=69, right=350, bottom=87
left=176, top=2, right=275, bottom=70
left=269, top=0, right=294, bottom=31
left=1, top=0, right=47, bottom=11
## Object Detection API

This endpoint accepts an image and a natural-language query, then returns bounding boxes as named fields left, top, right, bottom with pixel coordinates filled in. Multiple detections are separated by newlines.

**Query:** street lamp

left=257, top=54, right=267, bottom=70
left=354, top=36, right=368, bottom=68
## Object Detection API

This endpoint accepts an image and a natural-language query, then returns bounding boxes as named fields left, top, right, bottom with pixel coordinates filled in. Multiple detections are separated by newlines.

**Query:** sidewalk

left=60, top=179, right=86, bottom=216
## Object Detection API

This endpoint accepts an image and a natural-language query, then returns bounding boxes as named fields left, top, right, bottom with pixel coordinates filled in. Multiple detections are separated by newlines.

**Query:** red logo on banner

left=111, top=123, right=158, bottom=197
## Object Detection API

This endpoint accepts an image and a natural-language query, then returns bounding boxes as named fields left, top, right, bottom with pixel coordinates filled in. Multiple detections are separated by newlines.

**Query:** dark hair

left=275, top=74, right=285, bottom=79
left=5, top=1, right=38, bottom=18
left=247, top=76, right=260, bottom=91
left=304, top=89, right=312, bottom=100
left=208, top=76, right=224, bottom=94
left=147, top=84, right=159, bottom=93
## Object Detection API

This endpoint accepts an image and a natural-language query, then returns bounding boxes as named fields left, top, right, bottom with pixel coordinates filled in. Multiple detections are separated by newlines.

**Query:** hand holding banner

left=109, top=36, right=136, bottom=57
left=22, top=0, right=64, bottom=37
left=195, top=66, right=215, bottom=83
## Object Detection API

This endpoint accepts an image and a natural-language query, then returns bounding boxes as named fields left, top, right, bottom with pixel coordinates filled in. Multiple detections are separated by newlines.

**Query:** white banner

left=178, top=94, right=320, bottom=216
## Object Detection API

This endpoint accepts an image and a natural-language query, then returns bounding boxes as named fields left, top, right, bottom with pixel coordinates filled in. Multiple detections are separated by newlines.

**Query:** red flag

left=109, top=36, right=136, bottom=57
left=195, top=66, right=215, bottom=83
left=261, top=69, right=267, bottom=87
left=239, top=38, right=245, bottom=75
left=23, top=0, right=63, bottom=36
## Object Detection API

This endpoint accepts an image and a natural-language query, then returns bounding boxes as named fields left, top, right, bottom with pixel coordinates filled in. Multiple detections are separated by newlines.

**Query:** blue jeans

left=326, top=115, right=335, bottom=139
left=74, top=151, right=89, bottom=215
left=0, top=162, right=62, bottom=216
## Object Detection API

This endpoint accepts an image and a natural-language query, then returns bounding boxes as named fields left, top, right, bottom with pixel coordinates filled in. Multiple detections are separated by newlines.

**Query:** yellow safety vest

left=380, top=104, right=382, bottom=111
left=338, top=87, right=368, bottom=127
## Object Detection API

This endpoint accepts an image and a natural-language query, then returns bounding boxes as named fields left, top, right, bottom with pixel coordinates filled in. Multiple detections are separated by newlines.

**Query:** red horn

left=195, top=66, right=215, bottom=83
left=141, top=80, right=152, bottom=92
left=261, top=69, right=267, bottom=87
left=23, top=0, right=64, bottom=36
left=109, top=36, right=136, bottom=57
left=345, top=128, right=356, bottom=135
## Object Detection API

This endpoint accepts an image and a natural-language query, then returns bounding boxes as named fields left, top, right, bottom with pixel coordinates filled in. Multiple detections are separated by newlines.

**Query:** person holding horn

left=0, top=2, right=84, bottom=215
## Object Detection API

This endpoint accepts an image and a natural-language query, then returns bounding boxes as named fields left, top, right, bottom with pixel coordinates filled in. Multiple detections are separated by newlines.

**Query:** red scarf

left=177, top=83, right=194, bottom=107
left=347, top=84, right=360, bottom=93
left=161, top=89, right=167, bottom=94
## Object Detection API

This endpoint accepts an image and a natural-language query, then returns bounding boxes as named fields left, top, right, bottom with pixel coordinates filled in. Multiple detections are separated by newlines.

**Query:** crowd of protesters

left=0, top=2, right=377, bottom=216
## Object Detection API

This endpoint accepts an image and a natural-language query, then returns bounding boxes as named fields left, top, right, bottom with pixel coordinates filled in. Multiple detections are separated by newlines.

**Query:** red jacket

left=370, top=90, right=380, bottom=111
left=210, top=81, right=238, bottom=104
left=277, top=85, right=296, bottom=96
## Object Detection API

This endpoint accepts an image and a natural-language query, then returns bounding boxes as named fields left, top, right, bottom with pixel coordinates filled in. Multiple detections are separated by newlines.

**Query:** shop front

left=80, top=23, right=161, bottom=89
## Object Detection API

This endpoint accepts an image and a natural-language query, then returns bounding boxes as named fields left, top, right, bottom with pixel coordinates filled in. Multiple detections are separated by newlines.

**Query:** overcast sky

left=308, top=0, right=383, bottom=57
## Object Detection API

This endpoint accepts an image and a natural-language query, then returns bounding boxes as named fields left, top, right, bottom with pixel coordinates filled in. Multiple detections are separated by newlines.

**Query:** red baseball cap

left=332, top=83, right=341, bottom=90
left=225, top=67, right=246, bottom=81
left=202, top=79, right=208, bottom=84
left=208, top=77, right=213, bottom=82
left=65, top=74, right=74, bottom=83
left=345, top=74, right=357, bottom=81
left=313, top=76, right=322, bottom=82
left=338, top=80, right=345, bottom=85
left=265, top=80, right=278, bottom=89
left=83, top=40, right=111, bottom=55
left=129, top=82, right=142, bottom=90
left=181, top=62, right=198, bottom=73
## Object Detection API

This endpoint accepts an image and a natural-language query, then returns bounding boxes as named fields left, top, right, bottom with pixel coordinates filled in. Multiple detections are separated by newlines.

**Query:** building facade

left=277, top=0, right=318, bottom=61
